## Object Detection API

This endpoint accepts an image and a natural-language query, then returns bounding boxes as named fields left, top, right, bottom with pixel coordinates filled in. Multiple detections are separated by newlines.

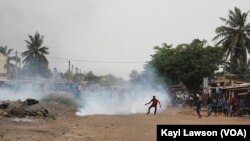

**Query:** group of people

left=145, top=93, right=237, bottom=118
left=144, top=94, right=237, bottom=117
left=195, top=93, right=235, bottom=118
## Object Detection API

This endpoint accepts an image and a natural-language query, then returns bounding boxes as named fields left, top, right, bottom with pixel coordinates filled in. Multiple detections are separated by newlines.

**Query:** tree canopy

left=149, top=39, right=223, bottom=93
left=21, top=32, right=51, bottom=78
left=213, top=7, right=250, bottom=74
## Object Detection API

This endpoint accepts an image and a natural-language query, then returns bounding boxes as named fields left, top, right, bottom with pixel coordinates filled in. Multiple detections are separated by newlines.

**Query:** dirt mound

left=0, top=99, right=55, bottom=119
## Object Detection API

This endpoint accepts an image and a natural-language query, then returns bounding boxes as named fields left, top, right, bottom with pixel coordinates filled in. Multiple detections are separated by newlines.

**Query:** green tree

left=21, top=32, right=50, bottom=78
left=149, top=43, right=180, bottom=84
left=149, top=39, right=223, bottom=93
left=129, top=70, right=140, bottom=84
left=84, top=71, right=99, bottom=83
left=236, top=60, right=250, bottom=75
left=213, top=7, right=250, bottom=74
left=98, top=74, right=126, bottom=86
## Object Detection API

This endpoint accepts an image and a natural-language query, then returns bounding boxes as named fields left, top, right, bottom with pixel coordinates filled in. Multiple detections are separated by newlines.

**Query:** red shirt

left=230, top=97, right=235, bottom=106
left=151, top=99, right=158, bottom=107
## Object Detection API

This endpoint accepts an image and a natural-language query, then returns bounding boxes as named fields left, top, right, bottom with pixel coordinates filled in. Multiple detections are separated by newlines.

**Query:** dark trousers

left=223, top=109, right=229, bottom=117
left=147, top=105, right=157, bottom=115
left=197, top=108, right=202, bottom=118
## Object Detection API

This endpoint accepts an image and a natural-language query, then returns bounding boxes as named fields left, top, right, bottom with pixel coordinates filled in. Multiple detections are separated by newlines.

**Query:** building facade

left=0, top=52, right=8, bottom=80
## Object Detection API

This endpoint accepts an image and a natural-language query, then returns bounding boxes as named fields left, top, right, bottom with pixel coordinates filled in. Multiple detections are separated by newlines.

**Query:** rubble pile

left=0, top=99, right=54, bottom=119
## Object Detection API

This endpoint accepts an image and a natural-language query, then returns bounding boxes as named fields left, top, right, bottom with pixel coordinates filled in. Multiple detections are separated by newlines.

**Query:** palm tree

left=0, top=45, right=20, bottom=79
left=22, top=32, right=49, bottom=77
left=213, top=7, right=250, bottom=74
left=0, top=45, right=13, bottom=57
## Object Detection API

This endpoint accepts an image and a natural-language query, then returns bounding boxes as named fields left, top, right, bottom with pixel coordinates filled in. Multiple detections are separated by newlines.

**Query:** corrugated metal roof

left=238, top=92, right=249, bottom=96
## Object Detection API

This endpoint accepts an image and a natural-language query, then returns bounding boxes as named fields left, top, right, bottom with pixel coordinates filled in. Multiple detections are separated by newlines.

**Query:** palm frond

left=38, top=46, right=49, bottom=54
left=7, top=48, right=13, bottom=56
left=214, top=36, right=230, bottom=46
left=243, top=23, right=250, bottom=33
left=229, top=9, right=238, bottom=27
left=23, top=32, right=49, bottom=77
left=215, top=26, right=235, bottom=34
left=220, top=17, right=236, bottom=27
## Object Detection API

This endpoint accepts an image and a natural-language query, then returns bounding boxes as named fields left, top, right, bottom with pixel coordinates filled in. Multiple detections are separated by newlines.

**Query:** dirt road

left=0, top=103, right=249, bottom=141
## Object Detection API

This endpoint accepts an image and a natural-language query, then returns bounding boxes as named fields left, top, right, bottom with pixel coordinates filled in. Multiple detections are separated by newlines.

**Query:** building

left=216, top=75, right=250, bottom=87
left=221, top=83, right=250, bottom=116
left=0, top=52, right=8, bottom=80
left=169, top=84, right=188, bottom=104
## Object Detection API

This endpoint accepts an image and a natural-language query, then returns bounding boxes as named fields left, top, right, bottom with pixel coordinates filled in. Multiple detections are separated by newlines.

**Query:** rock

left=8, top=107, right=27, bottom=117
left=0, top=102, right=9, bottom=109
left=0, top=99, right=53, bottom=119
left=3, top=112, right=8, bottom=116
left=23, top=99, right=39, bottom=106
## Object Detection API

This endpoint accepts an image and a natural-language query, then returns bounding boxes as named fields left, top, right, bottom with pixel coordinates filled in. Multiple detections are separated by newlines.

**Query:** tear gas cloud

left=76, top=65, right=171, bottom=116
left=0, top=81, right=46, bottom=101
left=0, top=66, right=171, bottom=116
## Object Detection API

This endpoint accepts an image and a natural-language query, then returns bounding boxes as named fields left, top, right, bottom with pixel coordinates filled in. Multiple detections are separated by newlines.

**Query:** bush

left=41, top=95, right=77, bottom=108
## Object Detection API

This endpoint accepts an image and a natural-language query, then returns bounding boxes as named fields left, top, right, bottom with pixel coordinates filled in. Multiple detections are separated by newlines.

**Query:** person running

left=145, top=96, right=161, bottom=115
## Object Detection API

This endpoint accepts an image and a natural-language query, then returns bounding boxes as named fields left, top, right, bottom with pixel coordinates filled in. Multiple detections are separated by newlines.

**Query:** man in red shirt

left=145, top=96, right=161, bottom=115
left=229, top=94, right=235, bottom=117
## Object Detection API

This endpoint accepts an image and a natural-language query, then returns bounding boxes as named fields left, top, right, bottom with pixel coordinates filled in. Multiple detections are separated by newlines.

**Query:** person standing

left=216, top=97, right=223, bottom=115
left=196, top=94, right=202, bottom=118
left=172, top=94, right=177, bottom=108
left=188, top=95, right=193, bottom=108
left=229, top=94, right=235, bottom=117
left=206, top=94, right=213, bottom=117
left=145, top=96, right=161, bottom=115
left=222, top=98, right=229, bottom=117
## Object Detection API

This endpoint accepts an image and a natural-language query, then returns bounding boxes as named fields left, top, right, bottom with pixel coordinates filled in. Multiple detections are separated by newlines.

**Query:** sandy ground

left=0, top=103, right=250, bottom=141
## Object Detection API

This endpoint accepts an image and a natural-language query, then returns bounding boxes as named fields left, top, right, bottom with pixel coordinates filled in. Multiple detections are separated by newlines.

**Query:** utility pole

left=15, top=51, right=17, bottom=66
left=230, top=51, right=232, bottom=86
left=80, top=69, right=82, bottom=81
left=7, top=59, right=10, bottom=80
left=223, top=59, right=226, bottom=87
left=72, top=65, right=74, bottom=81
left=15, top=50, right=18, bottom=79
left=68, top=60, right=71, bottom=82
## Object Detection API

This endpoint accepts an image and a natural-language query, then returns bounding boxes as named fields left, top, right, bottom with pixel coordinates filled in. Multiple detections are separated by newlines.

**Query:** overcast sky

left=0, top=0, right=249, bottom=79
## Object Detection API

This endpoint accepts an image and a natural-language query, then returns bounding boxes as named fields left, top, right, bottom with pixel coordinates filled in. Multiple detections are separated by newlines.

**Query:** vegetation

left=41, top=95, right=77, bottom=108
left=0, top=45, right=20, bottom=79
left=21, top=32, right=51, bottom=78
left=1, top=7, right=249, bottom=92
left=129, top=70, right=140, bottom=84
left=98, top=74, right=126, bottom=86
left=213, top=7, right=250, bottom=74
left=149, top=39, right=223, bottom=93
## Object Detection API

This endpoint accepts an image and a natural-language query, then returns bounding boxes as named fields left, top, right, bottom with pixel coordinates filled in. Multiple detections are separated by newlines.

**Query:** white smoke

left=0, top=80, right=47, bottom=101
left=0, top=88, right=44, bottom=101
left=76, top=65, right=171, bottom=116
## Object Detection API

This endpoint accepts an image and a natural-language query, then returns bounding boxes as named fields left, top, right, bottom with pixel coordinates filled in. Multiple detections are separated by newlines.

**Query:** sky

left=0, top=0, right=249, bottom=80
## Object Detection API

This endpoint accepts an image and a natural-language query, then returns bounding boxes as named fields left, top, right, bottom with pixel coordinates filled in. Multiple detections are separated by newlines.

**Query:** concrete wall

left=0, top=52, right=7, bottom=75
